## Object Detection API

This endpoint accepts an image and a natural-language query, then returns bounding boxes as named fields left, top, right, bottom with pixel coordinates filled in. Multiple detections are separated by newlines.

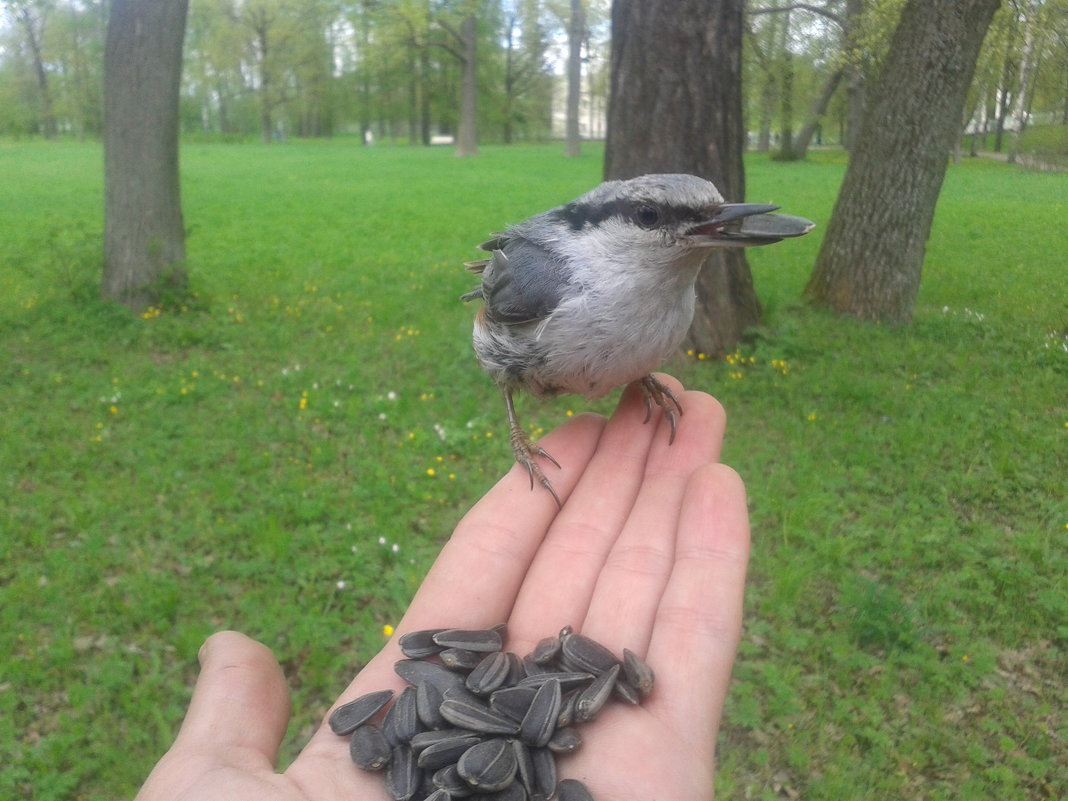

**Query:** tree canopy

left=2, top=0, right=1065, bottom=148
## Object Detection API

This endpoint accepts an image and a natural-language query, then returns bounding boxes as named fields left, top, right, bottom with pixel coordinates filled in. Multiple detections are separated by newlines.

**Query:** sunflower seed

left=409, top=728, right=476, bottom=752
left=519, top=677, right=561, bottom=748
left=456, top=737, right=518, bottom=792
left=622, top=648, right=655, bottom=697
left=423, top=789, right=452, bottom=801
left=531, top=636, right=561, bottom=665
left=561, top=634, right=618, bottom=674
left=349, top=724, right=392, bottom=771
left=503, top=651, right=524, bottom=686
left=417, top=733, right=483, bottom=770
left=439, top=697, right=521, bottom=735
left=612, top=677, right=641, bottom=705
left=440, top=647, right=483, bottom=671
left=516, top=671, right=593, bottom=691
left=547, top=726, right=582, bottom=755
left=575, top=663, right=619, bottom=724
left=415, top=680, right=447, bottom=729
left=432, top=628, right=503, bottom=652
left=512, top=739, right=535, bottom=795
left=466, top=651, right=512, bottom=695
left=556, top=690, right=578, bottom=729
left=481, top=781, right=528, bottom=801
left=557, top=778, right=596, bottom=801
left=398, top=628, right=446, bottom=659
left=558, top=624, right=574, bottom=641
left=394, top=659, right=465, bottom=693
left=529, top=746, right=557, bottom=800
left=489, top=685, right=537, bottom=722
left=432, top=763, right=475, bottom=797
left=329, top=689, right=394, bottom=735
left=383, top=686, right=422, bottom=746
left=384, top=743, right=419, bottom=801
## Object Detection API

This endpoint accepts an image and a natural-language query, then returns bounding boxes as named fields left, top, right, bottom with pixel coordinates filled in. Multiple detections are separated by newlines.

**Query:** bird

left=462, top=173, right=814, bottom=505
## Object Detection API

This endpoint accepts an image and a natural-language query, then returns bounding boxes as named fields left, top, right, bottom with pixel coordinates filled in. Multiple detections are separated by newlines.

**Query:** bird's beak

left=686, top=203, right=815, bottom=247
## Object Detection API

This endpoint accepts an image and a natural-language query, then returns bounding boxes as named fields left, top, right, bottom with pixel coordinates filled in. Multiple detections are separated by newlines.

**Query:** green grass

left=1, top=141, right=1065, bottom=800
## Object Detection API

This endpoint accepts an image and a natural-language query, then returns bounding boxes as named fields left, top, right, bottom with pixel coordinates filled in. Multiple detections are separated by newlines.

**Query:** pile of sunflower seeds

left=329, top=624, right=654, bottom=801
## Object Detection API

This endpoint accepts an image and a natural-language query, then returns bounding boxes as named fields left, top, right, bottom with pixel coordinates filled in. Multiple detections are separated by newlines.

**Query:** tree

left=4, top=0, right=57, bottom=137
left=102, top=0, right=189, bottom=310
left=804, top=0, right=1001, bottom=323
left=605, top=0, right=757, bottom=356
left=565, top=0, right=584, bottom=156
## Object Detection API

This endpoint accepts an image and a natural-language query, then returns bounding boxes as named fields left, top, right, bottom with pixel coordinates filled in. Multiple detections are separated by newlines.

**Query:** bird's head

left=555, top=173, right=814, bottom=255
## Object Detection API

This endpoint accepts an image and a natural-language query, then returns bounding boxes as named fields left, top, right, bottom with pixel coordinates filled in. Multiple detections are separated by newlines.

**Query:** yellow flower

left=382, top=624, right=395, bottom=637
left=426, top=468, right=436, bottom=476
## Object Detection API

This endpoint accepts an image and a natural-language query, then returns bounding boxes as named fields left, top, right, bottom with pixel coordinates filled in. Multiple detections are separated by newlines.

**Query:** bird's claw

left=510, top=428, right=562, bottom=508
left=639, top=374, right=684, bottom=444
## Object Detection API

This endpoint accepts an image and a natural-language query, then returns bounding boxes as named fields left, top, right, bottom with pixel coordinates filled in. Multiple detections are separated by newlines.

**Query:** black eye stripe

left=559, top=199, right=689, bottom=231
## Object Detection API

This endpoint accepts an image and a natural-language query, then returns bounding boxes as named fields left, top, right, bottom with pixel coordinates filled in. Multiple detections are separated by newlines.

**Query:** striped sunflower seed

left=423, top=788, right=452, bottom=801
left=516, top=671, right=593, bottom=691
left=440, top=647, right=484, bottom=671
left=480, top=781, right=528, bottom=801
left=394, top=658, right=466, bottom=693
left=575, top=663, right=619, bottom=724
left=557, top=778, right=596, bottom=801
left=529, top=746, right=557, bottom=800
left=456, top=737, right=518, bottom=792
left=466, top=651, right=511, bottom=695
left=519, top=677, right=561, bottom=748
left=561, top=633, right=619, bottom=674
left=384, top=743, right=419, bottom=801
left=349, top=724, right=391, bottom=771
left=547, top=726, right=582, bottom=755
left=439, top=697, right=521, bottom=735
left=415, top=680, right=447, bottom=729
left=612, top=677, right=641, bottom=705
left=432, top=763, right=475, bottom=797
left=531, top=635, right=561, bottom=665
left=622, top=648, right=655, bottom=697
left=417, top=733, right=483, bottom=770
left=328, top=689, right=394, bottom=736
left=432, top=627, right=503, bottom=652
left=382, top=686, right=421, bottom=746
left=397, top=628, right=446, bottom=658
left=409, top=728, right=476, bottom=752
left=489, top=684, right=537, bottom=722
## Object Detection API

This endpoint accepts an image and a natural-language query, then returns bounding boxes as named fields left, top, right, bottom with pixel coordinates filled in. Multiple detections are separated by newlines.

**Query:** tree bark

left=793, top=66, right=844, bottom=158
left=605, top=0, right=757, bottom=356
left=102, top=0, right=189, bottom=310
left=565, top=0, right=584, bottom=157
left=804, top=0, right=1001, bottom=323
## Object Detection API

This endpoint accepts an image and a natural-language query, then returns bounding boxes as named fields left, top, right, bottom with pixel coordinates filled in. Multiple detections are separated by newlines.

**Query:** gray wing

left=462, top=234, right=570, bottom=325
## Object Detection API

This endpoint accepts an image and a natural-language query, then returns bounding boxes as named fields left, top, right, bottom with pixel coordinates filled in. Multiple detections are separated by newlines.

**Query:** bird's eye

left=635, top=204, right=660, bottom=229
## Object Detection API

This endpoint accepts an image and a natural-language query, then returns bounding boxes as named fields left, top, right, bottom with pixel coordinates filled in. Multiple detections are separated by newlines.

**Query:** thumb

left=174, top=630, right=292, bottom=766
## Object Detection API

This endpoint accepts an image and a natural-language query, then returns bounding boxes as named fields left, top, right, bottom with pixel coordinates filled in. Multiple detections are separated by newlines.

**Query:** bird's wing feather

left=463, top=235, right=569, bottom=325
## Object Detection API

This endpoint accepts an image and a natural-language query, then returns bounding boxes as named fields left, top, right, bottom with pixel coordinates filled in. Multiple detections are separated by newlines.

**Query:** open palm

left=135, top=375, right=749, bottom=801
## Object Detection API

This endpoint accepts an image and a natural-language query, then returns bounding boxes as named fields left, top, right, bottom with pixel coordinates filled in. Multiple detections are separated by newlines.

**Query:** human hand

left=135, top=375, right=750, bottom=801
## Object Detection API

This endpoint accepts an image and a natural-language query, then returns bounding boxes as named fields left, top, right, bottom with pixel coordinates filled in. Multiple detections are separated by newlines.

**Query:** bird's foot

left=638, top=374, right=684, bottom=444
left=510, top=426, right=562, bottom=508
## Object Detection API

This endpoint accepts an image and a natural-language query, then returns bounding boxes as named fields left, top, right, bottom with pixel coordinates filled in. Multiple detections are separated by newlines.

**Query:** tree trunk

left=14, top=4, right=57, bottom=138
left=605, top=0, right=755, bottom=356
left=102, top=0, right=189, bottom=311
left=455, top=14, right=479, bottom=157
left=794, top=66, right=844, bottom=159
left=565, top=0, right=585, bottom=157
left=804, top=0, right=1001, bottom=323
left=1007, top=0, right=1039, bottom=164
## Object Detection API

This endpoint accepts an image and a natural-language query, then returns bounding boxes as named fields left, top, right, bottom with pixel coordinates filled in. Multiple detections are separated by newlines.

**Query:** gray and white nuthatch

left=463, top=173, right=813, bottom=504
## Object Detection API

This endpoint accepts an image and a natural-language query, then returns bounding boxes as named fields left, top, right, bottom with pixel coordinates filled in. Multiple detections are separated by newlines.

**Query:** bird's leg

left=638, top=374, right=684, bottom=444
left=501, top=385, right=562, bottom=507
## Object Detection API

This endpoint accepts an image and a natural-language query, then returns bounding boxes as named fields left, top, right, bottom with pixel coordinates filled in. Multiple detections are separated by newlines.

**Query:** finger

left=645, top=464, right=750, bottom=740
left=174, top=631, right=291, bottom=766
left=581, top=391, right=727, bottom=652
left=505, top=377, right=676, bottom=651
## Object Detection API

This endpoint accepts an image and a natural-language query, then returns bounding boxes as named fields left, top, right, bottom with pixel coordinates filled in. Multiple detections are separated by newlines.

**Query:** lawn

left=0, top=140, right=1064, bottom=800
